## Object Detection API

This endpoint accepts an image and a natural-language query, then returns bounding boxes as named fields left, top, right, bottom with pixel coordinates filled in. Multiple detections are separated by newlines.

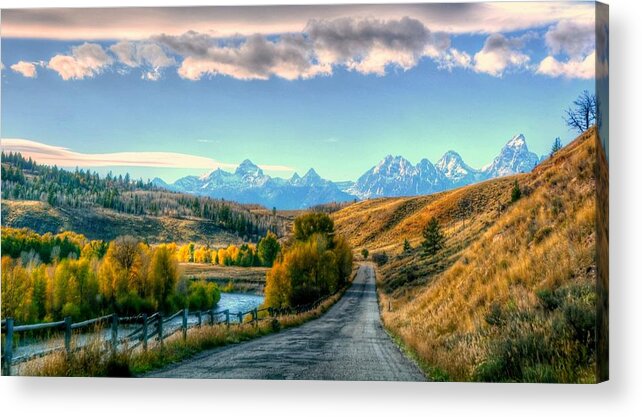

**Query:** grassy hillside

left=333, top=128, right=598, bottom=382
left=1, top=151, right=291, bottom=243
left=1, top=200, right=244, bottom=246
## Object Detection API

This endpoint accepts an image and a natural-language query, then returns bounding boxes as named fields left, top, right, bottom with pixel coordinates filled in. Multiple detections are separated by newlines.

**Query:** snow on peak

left=506, top=134, right=527, bottom=149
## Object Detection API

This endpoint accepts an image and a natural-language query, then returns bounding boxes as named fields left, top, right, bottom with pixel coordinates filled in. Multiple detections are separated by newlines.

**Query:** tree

left=564, top=90, right=598, bottom=133
left=422, top=218, right=444, bottom=257
left=511, top=180, right=522, bottom=203
left=257, top=231, right=280, bottom=267
left=293, top=212, right=334, bottom=242
left=361, top=248, right=369, bottom=260
left=550, top=137, right=562, bottom=157
left=403, top=239, right=412, bottom=253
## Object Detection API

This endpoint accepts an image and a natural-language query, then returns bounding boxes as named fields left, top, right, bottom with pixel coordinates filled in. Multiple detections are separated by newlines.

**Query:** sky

left=0, top=3, right=601, bottom=183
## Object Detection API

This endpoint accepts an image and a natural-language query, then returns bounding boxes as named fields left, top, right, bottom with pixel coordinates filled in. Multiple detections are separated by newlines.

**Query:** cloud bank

left=47, top=43, right=112, bottom=80
left=1, top=138, right=294, bottom=172
left=5, top=6, right=598, bottom=81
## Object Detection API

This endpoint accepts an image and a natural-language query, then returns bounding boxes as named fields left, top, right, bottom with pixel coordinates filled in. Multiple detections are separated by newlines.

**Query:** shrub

left=372, top=252, right=389, bottom=266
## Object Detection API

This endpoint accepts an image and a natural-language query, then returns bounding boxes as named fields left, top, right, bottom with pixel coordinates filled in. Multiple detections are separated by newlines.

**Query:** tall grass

left=377, top=129, right=598, bottom=382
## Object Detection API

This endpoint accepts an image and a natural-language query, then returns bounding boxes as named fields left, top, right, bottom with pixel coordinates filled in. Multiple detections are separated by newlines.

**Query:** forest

left=1, top=227, right=221, bottom=324
left=1, top=151, right=288, bottom=240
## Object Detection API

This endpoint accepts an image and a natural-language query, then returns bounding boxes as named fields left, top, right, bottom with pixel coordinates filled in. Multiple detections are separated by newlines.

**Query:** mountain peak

left=303, top=168, right=320, bottom=179
left=436, top=150, right=463, bottom=167
left=483, top=133, right=539, bottom=177
left=506, top=134, right=527, bottom=149
left=235, top=159, right=263, bottom=176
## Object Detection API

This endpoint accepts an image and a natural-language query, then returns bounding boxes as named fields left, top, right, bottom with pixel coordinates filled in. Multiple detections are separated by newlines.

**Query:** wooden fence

left=1, top=293, right=333, bottom=376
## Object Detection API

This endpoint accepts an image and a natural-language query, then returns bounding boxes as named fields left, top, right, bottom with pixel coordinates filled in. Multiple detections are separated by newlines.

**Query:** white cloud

left=47, top=43, right=112, bottom=80
left=163, top=17, right=452, bottom=80
left=0, top=138, right=294, bottom=172
left=109, top=41, right=175, bottom=80
left=306, top=17, right=446, bottom=76
left=175, top=34, right=330, bottom=81
left=537, top=50, right=595, bottom=80
left=10, top=61, right=38, bottom=78
left=545, top=20, right=595, bottom=59
left=473, top=33, right=530, bottom=77
left=534, top=20, right=598, bottom=80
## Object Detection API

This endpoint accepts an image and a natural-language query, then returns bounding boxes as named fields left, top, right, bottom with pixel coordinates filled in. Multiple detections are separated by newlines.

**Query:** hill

left=1, top=200, right=245, bottom=245
left=1, top=152, right=290, bottom=243
left=332, top=128, right=599, bottom=382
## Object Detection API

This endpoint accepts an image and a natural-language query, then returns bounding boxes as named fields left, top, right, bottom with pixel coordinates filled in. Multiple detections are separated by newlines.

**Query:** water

left=215, top=292, right=265, bottom=317
left=10, top=292, right=265, bottom=365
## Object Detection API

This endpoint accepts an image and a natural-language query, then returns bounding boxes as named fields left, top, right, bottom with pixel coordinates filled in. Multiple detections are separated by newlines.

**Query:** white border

left=1, top=1, right=640, bottom=416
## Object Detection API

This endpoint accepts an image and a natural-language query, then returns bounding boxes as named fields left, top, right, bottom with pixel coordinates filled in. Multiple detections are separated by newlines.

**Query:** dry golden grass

left=1, top=200, right=243, bottom=246
left=339, top=128, right=599, bottom=382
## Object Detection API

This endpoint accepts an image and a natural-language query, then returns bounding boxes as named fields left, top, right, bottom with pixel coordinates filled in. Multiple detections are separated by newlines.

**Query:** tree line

left=1, top=228, right=220, bottom=324
left=1, top=152, right=288, bottom=241
left=175, top=231, right=281, bottom=267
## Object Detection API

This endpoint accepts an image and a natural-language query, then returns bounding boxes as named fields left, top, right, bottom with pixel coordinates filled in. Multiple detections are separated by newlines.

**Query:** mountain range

left=153, top=133, right=543, bottom=209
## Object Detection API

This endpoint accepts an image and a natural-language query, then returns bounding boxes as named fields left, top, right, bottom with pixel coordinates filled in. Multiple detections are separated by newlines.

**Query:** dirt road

left=145, top=264, right=425, bottom=381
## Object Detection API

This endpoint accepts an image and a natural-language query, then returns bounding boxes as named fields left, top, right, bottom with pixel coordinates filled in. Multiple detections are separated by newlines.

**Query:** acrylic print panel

left=0, top=2, right=608, bottom=383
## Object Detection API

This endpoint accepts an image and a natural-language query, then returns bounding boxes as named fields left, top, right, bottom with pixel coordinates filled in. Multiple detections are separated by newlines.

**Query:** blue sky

left=0, top=4, right=598, bottom=182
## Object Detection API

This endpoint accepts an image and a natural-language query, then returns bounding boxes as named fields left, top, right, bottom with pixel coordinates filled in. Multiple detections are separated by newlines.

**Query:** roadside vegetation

left=18, top=280, right=349, bottom=377
left=264, top=212, right=353, bottom=308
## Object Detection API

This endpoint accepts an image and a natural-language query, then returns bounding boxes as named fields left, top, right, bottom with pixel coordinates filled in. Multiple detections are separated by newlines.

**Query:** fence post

left=210, top=308, right=215, bottom=325
left=237, top=312, right=243, bottom=324
left=111, top=314, right=118, bottom=353
left=2, top=318, right=13, bottom=376
left=225, top=310, right=230, bottom=326
left=182, top=308, right=188, bottom=341
left=64, top=316, right=72, bottom=356
left=158, top=314, right=164, bottom=350
left=142, top=313, right=148, bottom=352
left=253, top=308, right=258, bottom=325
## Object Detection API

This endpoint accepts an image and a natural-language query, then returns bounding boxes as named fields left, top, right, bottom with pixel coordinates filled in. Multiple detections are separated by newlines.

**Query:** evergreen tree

left=550, top=137, right=562, bottom=157
left=422, top=218, right=444, bottom=257
left=511, top=180, right=522, bottom=203
left=361, top=248, right=369, bottom=260
left=403, top=239, right=412, bottom=253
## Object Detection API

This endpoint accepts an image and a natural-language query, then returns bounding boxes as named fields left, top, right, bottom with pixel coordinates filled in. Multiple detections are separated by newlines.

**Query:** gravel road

left=145, top=264, right=425, bottom=381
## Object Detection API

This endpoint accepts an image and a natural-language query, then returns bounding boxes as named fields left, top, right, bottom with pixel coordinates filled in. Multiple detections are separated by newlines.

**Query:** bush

left=372, top=252, right=389, bottom=266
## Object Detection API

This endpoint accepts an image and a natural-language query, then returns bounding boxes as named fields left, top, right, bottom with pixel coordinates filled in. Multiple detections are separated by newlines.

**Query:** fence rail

left=1, top=293, right=334, bottom=376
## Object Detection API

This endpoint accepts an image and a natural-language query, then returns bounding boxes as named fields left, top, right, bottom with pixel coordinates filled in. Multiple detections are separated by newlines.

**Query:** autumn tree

left=265, top=213, right=352, bottom=308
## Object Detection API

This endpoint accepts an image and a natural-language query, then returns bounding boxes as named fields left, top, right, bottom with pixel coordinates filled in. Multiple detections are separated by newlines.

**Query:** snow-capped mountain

left=349, top=133, right=541, bottom=199
left=481, top=134, right=540, bottom=178
left=435, top=150, right=480, bottom=187
left=154, top=133, right=543, bottom=207
left=156, top=159, right=353, bottom=210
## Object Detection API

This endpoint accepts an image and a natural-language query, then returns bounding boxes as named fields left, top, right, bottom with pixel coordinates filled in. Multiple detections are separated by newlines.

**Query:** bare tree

left=564, top=90, right=598, bottom=133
